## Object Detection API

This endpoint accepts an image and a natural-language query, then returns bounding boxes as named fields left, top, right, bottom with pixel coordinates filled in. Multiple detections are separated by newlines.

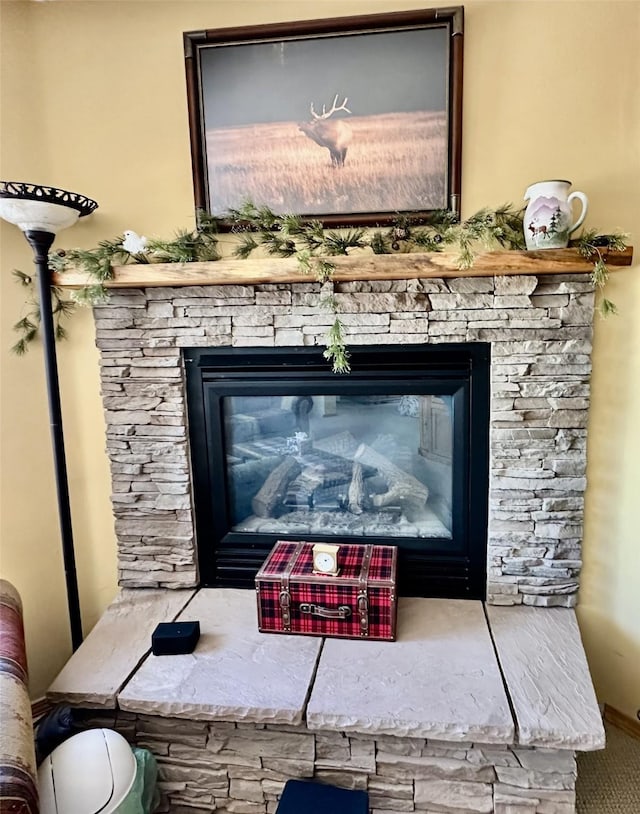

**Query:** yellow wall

left=1, top=0, right=638, bottom=714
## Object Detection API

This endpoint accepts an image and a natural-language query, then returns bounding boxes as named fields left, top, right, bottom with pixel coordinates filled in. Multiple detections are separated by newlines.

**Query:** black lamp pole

left=0, top=181, right=98, bottom=652
left=25, top=229, right=84, bottom=650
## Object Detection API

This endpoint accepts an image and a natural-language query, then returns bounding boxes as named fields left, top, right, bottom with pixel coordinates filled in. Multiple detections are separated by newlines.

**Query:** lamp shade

left=0, top=181, right=98, bottom=235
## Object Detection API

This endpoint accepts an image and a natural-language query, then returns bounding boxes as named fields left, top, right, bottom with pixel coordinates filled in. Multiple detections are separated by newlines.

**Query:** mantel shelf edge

left=52, top=246, right=634, bottom=289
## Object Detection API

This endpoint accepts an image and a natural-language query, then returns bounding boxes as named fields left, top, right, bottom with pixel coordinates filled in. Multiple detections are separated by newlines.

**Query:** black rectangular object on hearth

left=151, top=621, right=200, bottom=655
left=276, top=779, right=368, bottom=814
left=183, top=343, right=490, bottom=600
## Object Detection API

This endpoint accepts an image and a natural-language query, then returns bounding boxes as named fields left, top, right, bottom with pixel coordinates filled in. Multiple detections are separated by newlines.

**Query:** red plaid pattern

left=256, top=541, right=397, bottom=641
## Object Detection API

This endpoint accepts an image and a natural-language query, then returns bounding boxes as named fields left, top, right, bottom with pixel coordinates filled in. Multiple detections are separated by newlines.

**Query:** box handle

left=299, top=603, right=352, bottom=620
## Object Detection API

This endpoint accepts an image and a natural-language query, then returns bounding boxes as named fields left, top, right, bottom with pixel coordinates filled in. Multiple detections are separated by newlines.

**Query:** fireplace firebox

left=184, top=343, right=490, bottom=598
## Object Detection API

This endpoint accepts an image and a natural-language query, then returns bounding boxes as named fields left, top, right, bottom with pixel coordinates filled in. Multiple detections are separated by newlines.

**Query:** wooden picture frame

left=184, top=7, right=463, bottom=227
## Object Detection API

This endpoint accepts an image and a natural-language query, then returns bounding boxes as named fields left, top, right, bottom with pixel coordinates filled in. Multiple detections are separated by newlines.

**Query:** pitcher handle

left=567, top=191, right=588, bottom=235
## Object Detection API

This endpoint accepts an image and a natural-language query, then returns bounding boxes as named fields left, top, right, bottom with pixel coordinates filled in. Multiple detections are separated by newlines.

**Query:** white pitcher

left=523, top=180, right=588, bottom=250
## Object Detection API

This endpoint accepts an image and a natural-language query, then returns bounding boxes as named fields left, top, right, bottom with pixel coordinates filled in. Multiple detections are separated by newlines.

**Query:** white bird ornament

left=122, top=230, right=148, bottom=255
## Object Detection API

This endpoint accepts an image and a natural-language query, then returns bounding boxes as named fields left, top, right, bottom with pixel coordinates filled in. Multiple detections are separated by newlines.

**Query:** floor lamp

left=0, top=181, right=98, bottom=651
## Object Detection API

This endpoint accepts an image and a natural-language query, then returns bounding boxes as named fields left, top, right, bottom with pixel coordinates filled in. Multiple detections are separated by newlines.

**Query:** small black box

left=276, top=780, right=368, bottom=814
left=151, top=621, right=200, bottom=655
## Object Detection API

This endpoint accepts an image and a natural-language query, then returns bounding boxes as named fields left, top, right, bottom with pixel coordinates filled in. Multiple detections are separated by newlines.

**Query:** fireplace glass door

left=224, top=393, right=453, bottom=540
left=185, top=344, right=489, bottom=598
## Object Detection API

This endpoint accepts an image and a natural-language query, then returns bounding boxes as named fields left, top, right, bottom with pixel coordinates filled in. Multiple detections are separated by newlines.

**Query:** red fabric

left=0, top=600, right=28, bottom=684
left=0, top=766, right=39, bottom=814
left=0, top=580, right=38, bottom=814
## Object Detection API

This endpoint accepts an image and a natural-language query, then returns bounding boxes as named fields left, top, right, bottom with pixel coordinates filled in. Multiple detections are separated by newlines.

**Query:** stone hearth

left=48, top=589, right=604, bottom=814
left=95, top=272, right=594, bottom=605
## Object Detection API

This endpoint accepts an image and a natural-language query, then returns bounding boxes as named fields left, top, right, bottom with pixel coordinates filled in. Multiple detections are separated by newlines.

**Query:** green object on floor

left=116, top=748, right=160, bottom=814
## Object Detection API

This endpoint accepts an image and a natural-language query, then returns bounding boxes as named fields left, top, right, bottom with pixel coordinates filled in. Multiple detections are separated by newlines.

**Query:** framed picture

left=184, top=8, right=463, bottom=227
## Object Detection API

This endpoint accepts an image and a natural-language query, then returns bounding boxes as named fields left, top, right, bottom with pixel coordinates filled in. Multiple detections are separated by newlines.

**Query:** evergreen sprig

left=453, top=205, right=527, bottom=268
left=146, top=228, right=219, bottom=264
left=572, top=229, right=628, bottom=317
left=233, top=232, right=260, bottom=259
left=323, top=317, right=351, bottom=374
left=11, top=271, right=76, bottom=355
left=322, top=229, right=367, bottom=256
left=319, top=293, right=350, bottom=373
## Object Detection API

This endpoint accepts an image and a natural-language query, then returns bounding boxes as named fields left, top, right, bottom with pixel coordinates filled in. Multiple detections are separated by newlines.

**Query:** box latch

left=279, top=541, right=305, bottom=631
left=357, top=545, right=373, bottom=636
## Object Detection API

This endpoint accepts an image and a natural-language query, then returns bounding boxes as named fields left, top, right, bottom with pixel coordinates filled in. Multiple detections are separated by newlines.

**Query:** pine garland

left=12, top=219, right=221, bottom=354
left=225, top=203, right=627, bottom=372
left=11, top=202, right=628, bottom=373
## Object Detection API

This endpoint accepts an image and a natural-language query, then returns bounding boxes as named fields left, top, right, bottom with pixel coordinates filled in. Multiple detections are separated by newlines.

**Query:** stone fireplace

left=50, top=267, right=604, bottom=813
left=96, top=271, right=594, bottom=607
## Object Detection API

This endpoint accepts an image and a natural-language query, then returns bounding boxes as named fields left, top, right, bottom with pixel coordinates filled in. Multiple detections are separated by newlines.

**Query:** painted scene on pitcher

left=200, top=27, right=450, bottom=218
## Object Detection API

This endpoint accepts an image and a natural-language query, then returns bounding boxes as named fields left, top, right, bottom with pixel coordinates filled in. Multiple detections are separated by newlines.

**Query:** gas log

left=251, top=457, right=301, bottom=518
left=347, top=462, right=365, bottom=515
left=353, top=443, right=429, bottom=510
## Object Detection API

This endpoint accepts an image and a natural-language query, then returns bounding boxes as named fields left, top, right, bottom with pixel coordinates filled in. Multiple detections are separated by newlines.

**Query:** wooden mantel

left=52, top=246, right=634, bottom=289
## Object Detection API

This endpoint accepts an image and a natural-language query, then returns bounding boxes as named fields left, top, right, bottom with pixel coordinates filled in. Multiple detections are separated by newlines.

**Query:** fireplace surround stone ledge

left=47, top=589, right=604, bottom=814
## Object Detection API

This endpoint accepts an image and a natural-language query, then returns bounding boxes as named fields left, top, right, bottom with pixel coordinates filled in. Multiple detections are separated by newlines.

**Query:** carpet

left=577, top=721, right=640, bottom=813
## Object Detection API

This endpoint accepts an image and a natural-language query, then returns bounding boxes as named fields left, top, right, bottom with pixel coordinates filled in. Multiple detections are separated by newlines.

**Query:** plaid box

left=256, top=541, right=397, bottom=641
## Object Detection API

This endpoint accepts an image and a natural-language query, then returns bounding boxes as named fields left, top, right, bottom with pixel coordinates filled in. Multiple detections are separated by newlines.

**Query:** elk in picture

left=298, top=94, right=353, bottom=168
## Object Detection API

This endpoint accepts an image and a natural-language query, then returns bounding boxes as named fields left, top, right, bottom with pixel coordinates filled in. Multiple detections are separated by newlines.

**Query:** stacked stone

left=80, top=709, right=578, bottom=814
left=93, top=274, right=595, bottom=604
left=481, top=278, right=593, bottom=608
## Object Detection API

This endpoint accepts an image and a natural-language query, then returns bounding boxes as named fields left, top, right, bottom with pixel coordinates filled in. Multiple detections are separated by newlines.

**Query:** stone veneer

left=79, top=709, right=580, bottom=814
left=94, top=273, right=595, bottom=605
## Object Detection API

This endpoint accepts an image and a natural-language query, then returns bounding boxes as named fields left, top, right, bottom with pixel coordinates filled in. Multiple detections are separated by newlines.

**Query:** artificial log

left=228, top=455, right=283, bottom=519
left=251, top=457, right=301, bottom=518
left=354, top=444, right=429, bottom=510
left=347, top=462, right=365, bottom=515
left=230, top=456, right=283, bottom=485
left=284, top=465, right=326, bottom=510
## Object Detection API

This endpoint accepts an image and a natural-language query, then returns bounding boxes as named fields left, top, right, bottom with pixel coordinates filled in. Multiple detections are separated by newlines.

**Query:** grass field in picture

left=206, top=111, right=447, bottom=218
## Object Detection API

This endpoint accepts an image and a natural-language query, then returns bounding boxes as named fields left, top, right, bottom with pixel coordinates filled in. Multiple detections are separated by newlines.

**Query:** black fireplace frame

left=184, top=343, right=490, bottom=599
